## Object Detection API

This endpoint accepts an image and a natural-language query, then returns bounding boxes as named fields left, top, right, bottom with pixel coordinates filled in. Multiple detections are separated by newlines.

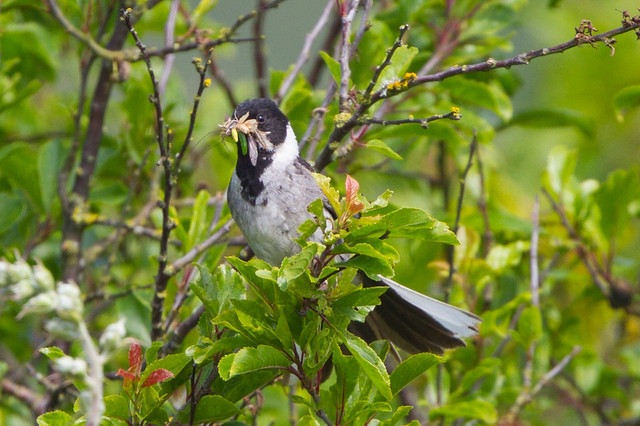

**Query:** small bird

left=224, top=98, right=480, bottom=355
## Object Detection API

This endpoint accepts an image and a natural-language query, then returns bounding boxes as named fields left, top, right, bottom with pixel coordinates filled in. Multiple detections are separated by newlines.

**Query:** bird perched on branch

left=223, top=98, right=480, bottom=355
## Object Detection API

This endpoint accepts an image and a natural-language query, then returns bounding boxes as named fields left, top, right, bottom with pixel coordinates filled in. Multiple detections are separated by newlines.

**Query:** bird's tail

left=349, top=273, right=481, bottom=355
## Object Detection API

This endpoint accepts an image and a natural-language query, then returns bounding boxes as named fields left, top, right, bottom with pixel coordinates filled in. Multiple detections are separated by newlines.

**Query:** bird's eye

left=257, top=114, right=266, bottom=123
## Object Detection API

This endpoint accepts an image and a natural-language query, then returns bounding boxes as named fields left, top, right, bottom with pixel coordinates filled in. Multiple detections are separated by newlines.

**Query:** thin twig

left=253, top=0, right=268, bottom=98
left=475, top=145, right=493, bottom=257
left=338, top=0, right=361, bottom=110
left=209, top=57, right=238, bottom=108
left=504, top=346, right=582, bottom=422
left=158, top=0, right=180, bottom=96
left=275, top=0, right=334, bottom=102
left=359, top=111, right=461, bottom=127
left=531, top=195, right=540, bottom=307
left=170, top=219, right=234, bottom=273
left=314, top=18, right=640, bottom=171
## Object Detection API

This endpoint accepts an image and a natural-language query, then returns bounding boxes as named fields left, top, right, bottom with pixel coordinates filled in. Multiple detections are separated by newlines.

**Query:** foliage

left=1, top=0, right=640, bottom=425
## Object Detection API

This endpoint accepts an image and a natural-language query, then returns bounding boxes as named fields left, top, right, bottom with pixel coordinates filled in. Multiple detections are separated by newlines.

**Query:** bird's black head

left=234, top=98, right=289, bottom=147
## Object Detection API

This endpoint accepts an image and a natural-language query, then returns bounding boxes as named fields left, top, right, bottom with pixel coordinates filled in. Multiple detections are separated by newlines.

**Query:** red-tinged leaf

left=345, top=174, right=364, bottom=215
left=141, top=368, right=174, bottom=387
left=128, top=342, right=143, bottom=376
left=116, top=368, right=137, bottom=382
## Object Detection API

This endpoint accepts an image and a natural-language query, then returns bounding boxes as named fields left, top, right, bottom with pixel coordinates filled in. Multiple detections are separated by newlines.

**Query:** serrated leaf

left=278, top=243, right=320, bottom=290
left=366, top=139, right=403, bottom=160
left=140, top=353, right=190, bottom=385
left=347, top=208, right=458, bottom=244
left=36, top=410, right=72, bottom=426
left=128, top=342, right=143, bottom=374
left=40, top=346, right=66, bottom=361
left=332, top=286, right=387, bottom=308
left=218, top=345, right=291, bottom=380
left=313, top=173, right=341, bottom=216
left=192, top=264, right=246, bottom=316
left=613, top=85, right=640, bottom=122
left=192, top=395, right=241, bottom=423
left=429, top=400, right=497, bottom=424
left=319, top=51, right=341, bottom=85
left=342, top=332, right=392, bottom=400
left=340, top=254, right=394, bottom=278
left=103, top=394, right=129, bottom=419
left=186, top=190, right=210, bottom=251
left=142, top=368, right=174, bottom=387
left=390, top=353, right=442, bottom=395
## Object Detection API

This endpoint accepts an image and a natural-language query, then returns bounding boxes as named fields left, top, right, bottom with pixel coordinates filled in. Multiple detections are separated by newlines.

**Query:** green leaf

left=218, top=345, right=291, bottom=380
left=40, top=346, right=66, bottom=361
left=103, top=394, right=130, bottom=420
left=192, top=264, right=245, bottom=316
left=390, top=353, right=442, bottom=395
left=366, top=139, right=402, bottom=160
left=140, top=353, right=190, bottom=385
left=594, top=169, right=640, bottom=239
left=379, top=406, right=414, bottom=426
left=373, top=46, right=419, bottom=92
left=278, top=243, right=320, bottom=291
left=313, top=173, right=341, bottom=216
left=193, top=395, right=241, bottom=423
left=340, top=254, right=394, bottom=278
left=0, top=192, right=26, bottom=233
left=509, top=108, right=594, bottom=137
left=186, top=190, right=210, bottom=251
left=613, top=85, right=640, bottom=122
left=332, top=286, right=387, bottom=308
left=319, top=51, right=341, bottom=85
left=347, top=208, right=458, bottom=244
left=517, top=305, right=543, bottom=346
left=342, top=332, right=392, bottom=400
left=543, top=145, right=576, bottom=196
left=429, top=400, right=497, bottom=424
left=0, top=142, right=43, bottom=213
left=37, top=139, right=64, bottom=212
left=36, top=410, right=72, bottom=426
left=192, top=0, right=220, bottom=26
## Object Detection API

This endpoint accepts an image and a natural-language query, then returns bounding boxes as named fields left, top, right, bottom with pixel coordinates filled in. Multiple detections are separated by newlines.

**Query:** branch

left=338, top=0, right=361, bottom=110
left=170, top=219, right=234, bottom=273
left=359, top=110, right=461, bottom=127
left=253, top=0, right=268, bottom=98
left=314, top=17, right=640, bottom=171
left=504, top=346, right=582, bottom=422
left=275, top=0, right=335, bottom=102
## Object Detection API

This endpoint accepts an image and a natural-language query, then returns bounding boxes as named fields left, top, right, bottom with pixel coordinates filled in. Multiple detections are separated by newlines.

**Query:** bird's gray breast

left=228, top=158, right=326, bottom=266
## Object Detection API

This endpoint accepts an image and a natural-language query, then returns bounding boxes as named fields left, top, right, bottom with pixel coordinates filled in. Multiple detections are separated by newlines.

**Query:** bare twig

left=209, top=57, right=238, bottom=108
left=338, top=0, right=361, bottom=110
left=475, top=145, right=493, bottom=257
left=504, top=346, right=582, bottom=422
left=170, top=219, right=234, bottom=273
left=1, top=379, right=43, bottom=414
left=253, top=0, right=268, bottom=98
left=275, top=0, right=334, bottom=102
left=158, top=0, right=180, bottom=96
left=359, top=110, right=461, bottom=127
left=314, top=18, right=640, bottom=171
left=531, top=195, right=540, bottom=307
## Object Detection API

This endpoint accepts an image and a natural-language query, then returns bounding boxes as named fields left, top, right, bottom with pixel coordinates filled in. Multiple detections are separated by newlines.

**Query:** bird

left=223, top=98, right=480, bottom=355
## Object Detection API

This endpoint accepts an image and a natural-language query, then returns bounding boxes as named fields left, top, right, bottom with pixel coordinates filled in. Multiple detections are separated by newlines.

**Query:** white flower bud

left=7, top=259, right=32, bottom=284
left=18, top=291, right=58, bottom=318
left=56, top=282, right=84, bottom=318
left=33, top=262, right=55, bottom=292
left=45, top=318, right=79, bottom=340
left=55, top=355, right=87, bottom=377
left=99, top=318, right=127, bottom=354
left=11, top=279, right=35, bottom=300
